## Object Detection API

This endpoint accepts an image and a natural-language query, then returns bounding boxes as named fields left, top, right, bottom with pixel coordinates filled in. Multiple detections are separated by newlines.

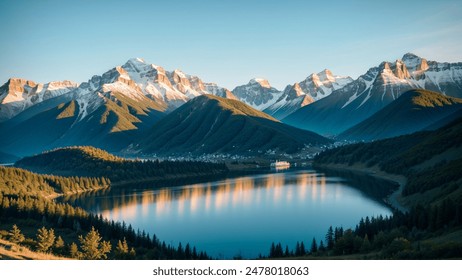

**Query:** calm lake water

left=61, top=169, right=394, bottom=259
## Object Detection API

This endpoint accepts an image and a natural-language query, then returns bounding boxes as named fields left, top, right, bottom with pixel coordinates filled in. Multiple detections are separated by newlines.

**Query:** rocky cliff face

left=263, top=70, right=352, bottom=119
left=0, top=78, right=79, bottom=122
left=231, top=78, right=282, bottom=111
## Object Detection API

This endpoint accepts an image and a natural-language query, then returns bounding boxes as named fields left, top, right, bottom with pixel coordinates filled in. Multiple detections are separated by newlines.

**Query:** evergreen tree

left=334, top=227, right=344, bottom=242
left=326, top=226, right=334, bottom=249
left=299, top=242, right=306, bottom=256
left=36, top=227, right=56, bottom=253
left=69, top=242, right=81, bottom=259
left=360, top=234, right=371, bottom=253
left=78, top=227, right=111, bottom=260
left=310, top=238, right=318, bottom=254
left=115, top=237, right=130, bottom=259
left=185, top=243, right=192, bottom=259
left=295, top=242, right=301, bottom=256
left=273, top=243, right=283, bottom=258
left=319, top=240, right=326, bottom=252
left=9, top=224, right=25, bottom=244
left=284, top=245, right=290, bottom=257
left=129, top=247, right=136, bottom=258
left=55, top=236, right=65, bottom=249
left=269, top=242, right=276, bottom=258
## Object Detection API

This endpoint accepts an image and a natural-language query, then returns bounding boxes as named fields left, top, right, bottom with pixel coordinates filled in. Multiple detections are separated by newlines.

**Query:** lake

left=61, top=169, right=394, bottom=259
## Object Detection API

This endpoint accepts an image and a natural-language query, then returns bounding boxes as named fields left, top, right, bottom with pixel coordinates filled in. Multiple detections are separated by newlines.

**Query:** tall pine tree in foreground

left=78, top=227, right=111, bottom=260
left=36, top=227, right=56, bottom=253
left=9, top=224, right=25, bottom=244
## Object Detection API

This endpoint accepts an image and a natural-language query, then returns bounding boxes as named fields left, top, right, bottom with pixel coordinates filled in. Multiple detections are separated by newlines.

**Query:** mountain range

left=264, top=70, right=353, bottom=119
left=1, top=53, right=461, bottom=160
left=283, top=53, right=462, bottom=135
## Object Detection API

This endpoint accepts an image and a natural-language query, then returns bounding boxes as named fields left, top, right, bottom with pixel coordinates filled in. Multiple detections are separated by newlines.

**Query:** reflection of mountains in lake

left=60, top=169, right=396, bottom=215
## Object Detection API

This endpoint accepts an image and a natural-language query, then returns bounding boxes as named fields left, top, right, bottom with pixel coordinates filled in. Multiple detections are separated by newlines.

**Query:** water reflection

left=63, top=171, right=332, bottom=217
left=60, top=169, right=394, bottom=259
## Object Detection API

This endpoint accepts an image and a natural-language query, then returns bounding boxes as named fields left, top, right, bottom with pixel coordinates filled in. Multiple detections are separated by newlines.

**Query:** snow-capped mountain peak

left=284, top=53, right=462, bottom=136
left=249, top=78, right=272, bottom=89
left=312, top=69, right=336, bottom=84
left=261, top=69, right=352, bottom=120
left=401, top=53, right=421, bottom=66
left=299, top=69, right=353, bottom=101
left=132, top=57, right=145, bottom=63
left=232, top=78, right=282, bottom=111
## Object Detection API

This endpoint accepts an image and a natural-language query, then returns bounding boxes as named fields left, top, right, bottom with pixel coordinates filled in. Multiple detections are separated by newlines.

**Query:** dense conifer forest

left=15, top=146, right=229, bottom=184
left=314, top=117, right=462, bottom=204
left=0, top=159, right=211, bottom=260
left=264, top=118, right=462, bottom=259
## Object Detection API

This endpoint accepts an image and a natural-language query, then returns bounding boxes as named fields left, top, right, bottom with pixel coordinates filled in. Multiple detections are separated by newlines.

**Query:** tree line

left=0, top=165, right=209, bottom=260
left=15, top=146, right=229, bottom=183
left=314, top=117, right=462, bottom=199
left=0, top=166, right=109, bottom=196
left=267, top=198, right=462, bottom=259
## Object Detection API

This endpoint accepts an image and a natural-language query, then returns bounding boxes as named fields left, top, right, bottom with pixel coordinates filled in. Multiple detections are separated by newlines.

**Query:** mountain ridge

left=338, top=89, right=462, bottom=141
left=283, top=53, right=462, bottom=135
left=135, top=94, right=331, bottom=156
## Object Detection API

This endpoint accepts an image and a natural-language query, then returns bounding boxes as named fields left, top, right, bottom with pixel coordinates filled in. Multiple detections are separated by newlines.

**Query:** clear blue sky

left=0, top=0, right=461, bottom=90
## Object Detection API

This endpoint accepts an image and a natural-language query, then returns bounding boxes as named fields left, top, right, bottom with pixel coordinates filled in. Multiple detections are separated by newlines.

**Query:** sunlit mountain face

left=283, top=53, right=462, bottom=135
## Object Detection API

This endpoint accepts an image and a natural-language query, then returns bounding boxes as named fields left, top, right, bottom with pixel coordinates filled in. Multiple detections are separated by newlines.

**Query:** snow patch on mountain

left=265, top=70, right=353, bottom=119
left=0, top=79, right=79, bottom=122
left=232, top=79, right=282, bottom=111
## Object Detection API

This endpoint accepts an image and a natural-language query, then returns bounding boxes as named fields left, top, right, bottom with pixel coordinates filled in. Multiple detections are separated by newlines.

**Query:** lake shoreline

left=67, top=168, right=393, bottom=259
left=313, top=163, right=409, bottom=213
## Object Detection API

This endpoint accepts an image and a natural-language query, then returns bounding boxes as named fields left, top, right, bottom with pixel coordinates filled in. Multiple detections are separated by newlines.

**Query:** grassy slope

left=0, top=99, right=80, bottom=157
left=339, top=89, right=462, bottom=141
left=0, top=238, right=70, bottom=260
left=138, top=94, right=330, bottom=155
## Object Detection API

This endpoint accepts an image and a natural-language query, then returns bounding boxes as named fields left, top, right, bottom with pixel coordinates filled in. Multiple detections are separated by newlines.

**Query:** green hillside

left=315, top=116, right=462, bottom=206
left=0, top=165, right=109, bottom=197
left=0, top=92, right=166, bottom=157
left=339, top=89, right=462, bottom=141
left=137, top=94, right=331, bottom=155
left=15, top=146, right=228, bottom=183
left=51, top=91, right=166, bottom=152
left=0, top=100, right=80, bottom=157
